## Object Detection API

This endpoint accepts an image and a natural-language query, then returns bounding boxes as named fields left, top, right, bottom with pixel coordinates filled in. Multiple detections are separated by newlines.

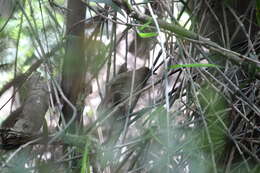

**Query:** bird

left=0, top=73, right=49, bottom=150
left=97, top=66, right=150, bottom=146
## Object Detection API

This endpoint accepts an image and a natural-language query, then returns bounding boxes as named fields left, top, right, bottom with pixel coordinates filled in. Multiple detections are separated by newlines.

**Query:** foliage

left=0, top=0, right=259, bottom=173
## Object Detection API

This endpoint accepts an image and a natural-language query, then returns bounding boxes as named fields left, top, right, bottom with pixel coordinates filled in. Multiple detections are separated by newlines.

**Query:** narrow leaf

left=138, top=32, right=158, bottom=38
left=138, top=19, right=153, bottom=31
left=81, top=143, right=91, bottom=173
left=170, top=63, right=220, bottom=69
left=89, top=0, right=123, bottom=14
left=256, top=0, right=260, bottom=26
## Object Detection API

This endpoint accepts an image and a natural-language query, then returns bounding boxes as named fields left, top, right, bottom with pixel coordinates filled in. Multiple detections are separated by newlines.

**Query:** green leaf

left=197, top=84, right=229, bottom=160
left=81, top=143, right=91, bottom=173
left=169, top=63, right=220, bottom=69
left=138, top=19, right=153, bottom=31
left=256, top=0, right=260, bottom=26
left=137, top=19, right=157, bottom=38
left=138, top=32, right=158, bottom=38
left=89, top=0, right=123, bottom=14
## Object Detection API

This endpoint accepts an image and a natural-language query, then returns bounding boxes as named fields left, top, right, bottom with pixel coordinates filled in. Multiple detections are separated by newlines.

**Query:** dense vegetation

left=0, top=0, right=259, bottom=172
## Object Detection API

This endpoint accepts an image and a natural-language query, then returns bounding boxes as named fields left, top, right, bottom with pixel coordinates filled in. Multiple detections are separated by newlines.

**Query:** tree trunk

left=61, top=0, right=86, bottom=131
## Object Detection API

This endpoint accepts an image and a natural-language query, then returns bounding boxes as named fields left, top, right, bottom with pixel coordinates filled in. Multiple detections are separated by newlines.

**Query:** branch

left=0, top=44, right=61, bottom=97
left=114, top=1, right=260, bottom=74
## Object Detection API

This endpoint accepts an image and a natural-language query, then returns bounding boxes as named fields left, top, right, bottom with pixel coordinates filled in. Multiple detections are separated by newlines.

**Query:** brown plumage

left=97, top=66, right=150, bottom=145
left=0, top=73, right=49, bottom=150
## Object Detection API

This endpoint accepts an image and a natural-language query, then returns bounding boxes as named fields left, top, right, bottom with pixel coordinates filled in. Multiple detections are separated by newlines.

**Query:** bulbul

left=97, top=66, right=150, bottom=146
left=0, top=73, right=49, bottom=150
